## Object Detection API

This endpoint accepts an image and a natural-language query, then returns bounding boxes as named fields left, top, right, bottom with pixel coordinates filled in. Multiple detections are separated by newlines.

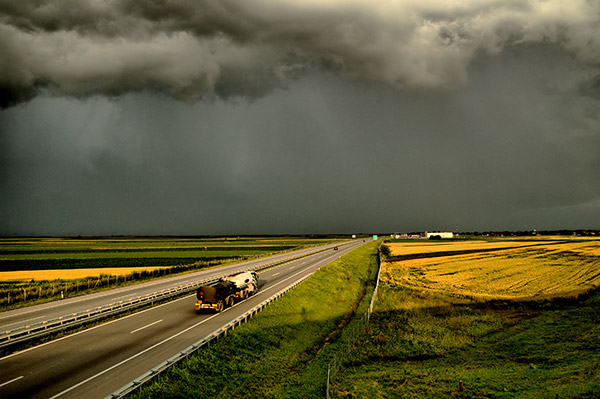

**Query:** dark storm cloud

left=1, top=43, right=600, bottom=235
left=1, top=1, right=600, bottom=235
left=1, top=0, right=600, bottom=106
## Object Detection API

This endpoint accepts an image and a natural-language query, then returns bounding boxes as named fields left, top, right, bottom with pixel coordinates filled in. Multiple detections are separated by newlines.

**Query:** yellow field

left=0, top=267, right=164, bottom=281
left=382, top=239, right=600, bottom=300
left=387, top=240, right=554, bottom=256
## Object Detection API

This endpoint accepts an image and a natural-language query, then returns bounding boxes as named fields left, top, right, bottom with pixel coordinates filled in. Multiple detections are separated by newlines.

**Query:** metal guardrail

left=0, top=246, right=340, bottom=348
left=104, top=270, right=316, bottom=399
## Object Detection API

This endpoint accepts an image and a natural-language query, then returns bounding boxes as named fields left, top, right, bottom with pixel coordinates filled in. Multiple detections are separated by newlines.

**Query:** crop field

left=383, top=239, right=600, bottom=300
left=0, top=236, right=338, bottom=309
left=331, top=238, right=600, bottom=398
left=0, top=236, right=333, bottom=273
left=386, top=239, right=555, bottom=257
left=0, top=237, right=328, bottom=272
left=0, top=267, right=166, bottom=281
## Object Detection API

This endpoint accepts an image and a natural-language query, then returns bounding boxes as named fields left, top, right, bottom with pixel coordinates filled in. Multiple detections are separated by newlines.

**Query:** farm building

left=425, top=231, right=454, bottom=239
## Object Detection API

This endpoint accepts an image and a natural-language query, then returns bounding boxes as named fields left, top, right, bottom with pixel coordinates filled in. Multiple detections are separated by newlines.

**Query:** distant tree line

left=462, top=230, right=599, bottom=237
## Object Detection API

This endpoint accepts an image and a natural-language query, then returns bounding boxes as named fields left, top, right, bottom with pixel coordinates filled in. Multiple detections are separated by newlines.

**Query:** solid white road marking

left=130, top=319, right=163, bottom=334
left=0, top=375, right=24, bottom=388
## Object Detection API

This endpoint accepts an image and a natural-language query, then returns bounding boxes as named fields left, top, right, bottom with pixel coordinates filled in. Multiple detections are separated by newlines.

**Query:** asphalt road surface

left=0, top=240, right=365, bottom=399
left=0, top=242, right=346, bottom=333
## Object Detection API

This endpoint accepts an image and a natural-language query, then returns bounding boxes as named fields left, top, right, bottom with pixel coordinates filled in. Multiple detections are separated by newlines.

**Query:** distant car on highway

left=333, top=247, right=338, bottom=250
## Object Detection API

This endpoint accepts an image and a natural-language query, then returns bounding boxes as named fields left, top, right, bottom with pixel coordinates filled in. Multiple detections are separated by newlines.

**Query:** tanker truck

left=195, top=271, right=258, bottom=312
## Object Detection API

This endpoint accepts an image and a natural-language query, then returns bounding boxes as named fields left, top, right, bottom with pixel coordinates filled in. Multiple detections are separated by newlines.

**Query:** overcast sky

left=1, top=0, right=599, bottom=235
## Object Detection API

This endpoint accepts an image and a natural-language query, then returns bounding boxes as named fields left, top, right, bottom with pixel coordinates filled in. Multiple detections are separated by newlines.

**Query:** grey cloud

left=1, top=0, right=600, bottom=107
left=1, top=43, right=599, bottom=234
left=1, top=1, right=600, bottom=235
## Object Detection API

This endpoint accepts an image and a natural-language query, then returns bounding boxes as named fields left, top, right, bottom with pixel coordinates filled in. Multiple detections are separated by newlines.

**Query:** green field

left=330, top=286, right=600, bottom=398
left=0, top=237, right=338, bottom=270
left=0, top=236, right=341, bottom=272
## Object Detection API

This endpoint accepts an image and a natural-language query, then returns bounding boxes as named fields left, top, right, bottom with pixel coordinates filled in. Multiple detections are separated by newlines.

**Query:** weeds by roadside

left=330, top=271, right=600, bottom=398
left=130, top=242, right=379, bottom=399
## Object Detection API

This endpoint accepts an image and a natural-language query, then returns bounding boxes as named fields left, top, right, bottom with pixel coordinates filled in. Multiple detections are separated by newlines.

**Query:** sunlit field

left=383, top=240, right=600, bottom=300
left=386, top=239, right=549, bottom=256
left=0, top=267, right=165, bottom=281
left=331, top=237, right=600, bottom=398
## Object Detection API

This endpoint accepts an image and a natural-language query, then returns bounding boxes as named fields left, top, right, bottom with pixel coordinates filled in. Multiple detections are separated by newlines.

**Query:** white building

left=425, top=231, right=454, bottom=239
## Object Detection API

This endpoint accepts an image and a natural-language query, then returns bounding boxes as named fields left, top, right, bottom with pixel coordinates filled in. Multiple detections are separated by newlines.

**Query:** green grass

left=130, top=241, right=379, bottom=399
left=330, top=285, right=600, bottom=398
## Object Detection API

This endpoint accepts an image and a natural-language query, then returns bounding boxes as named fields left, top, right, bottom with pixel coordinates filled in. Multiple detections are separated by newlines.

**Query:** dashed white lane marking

left=0, top=375, right=24, bottom=388
left=130, top=319, right=163, bottom=334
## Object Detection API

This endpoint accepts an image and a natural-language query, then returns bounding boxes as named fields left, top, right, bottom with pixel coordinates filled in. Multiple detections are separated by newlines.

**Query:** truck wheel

left=227, top=296, right=235, bottom=307
left=217, top=300, right=224, bottom=312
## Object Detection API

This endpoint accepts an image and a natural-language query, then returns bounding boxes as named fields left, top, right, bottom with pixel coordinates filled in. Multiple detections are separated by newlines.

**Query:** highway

left=0, top=243, right=343, bottom=333
left=0, top=241, right=364, bottom=399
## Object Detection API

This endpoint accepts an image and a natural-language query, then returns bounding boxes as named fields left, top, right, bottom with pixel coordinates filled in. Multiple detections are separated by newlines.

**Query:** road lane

left=0, top=242, right=346, bottom=332
left=0, top=241, right=364, bottom=399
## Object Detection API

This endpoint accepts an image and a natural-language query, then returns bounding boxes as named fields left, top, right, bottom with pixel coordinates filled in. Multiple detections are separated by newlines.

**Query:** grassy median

left=131, top=241, right=380, bottom=399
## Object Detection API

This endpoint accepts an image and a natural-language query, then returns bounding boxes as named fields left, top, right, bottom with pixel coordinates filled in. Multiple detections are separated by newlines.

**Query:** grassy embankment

left=0, top=237, right=335, bottom=310
left=330, top=239, right=600, bottom=398
left=131, top=241, right=380, bottom=399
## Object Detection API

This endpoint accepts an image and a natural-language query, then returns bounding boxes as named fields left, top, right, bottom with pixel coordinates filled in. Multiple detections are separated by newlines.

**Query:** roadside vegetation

left=330, top=238, right=600, bottom=398
left=130, top=241, right=380, bottom=399
left=0, top=237, right=339, bottom=310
